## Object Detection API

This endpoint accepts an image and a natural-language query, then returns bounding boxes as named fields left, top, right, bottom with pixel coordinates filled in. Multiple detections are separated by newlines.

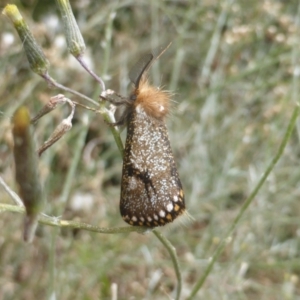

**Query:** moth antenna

left=129, top=54, right=153, bottom=88
left=129, top=42, right=172, bottom=88
left=151, top=41, right=172, bottom=64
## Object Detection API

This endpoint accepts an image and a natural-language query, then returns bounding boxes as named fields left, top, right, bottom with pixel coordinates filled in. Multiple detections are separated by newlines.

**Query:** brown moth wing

left=120, top=108, right=185, bottom=227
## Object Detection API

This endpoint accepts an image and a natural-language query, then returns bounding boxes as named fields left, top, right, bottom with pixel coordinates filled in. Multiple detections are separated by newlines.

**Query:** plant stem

left=152, top=229, right=182, bottom=300
left=0, top=203, right=150, bottom=234
left=187, top=104, right=300, bottom=299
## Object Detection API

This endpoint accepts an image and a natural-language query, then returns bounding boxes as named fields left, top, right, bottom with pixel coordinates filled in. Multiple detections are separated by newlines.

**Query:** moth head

left=128, top=44, right=172, bottom=119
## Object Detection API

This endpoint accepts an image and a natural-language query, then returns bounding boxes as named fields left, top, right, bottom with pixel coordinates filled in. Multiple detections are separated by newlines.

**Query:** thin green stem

left=72, top=100, right=124, bottom=154
left=187, top=105, right=300, bottom=299
left=0, top=175, right=24, bottom=207
left=0, top=203, right=149, bottom=234
left=101, top=8, right=116, bottom=76
left=77, top=55, right=105, bottom=91
left=58, top=114, right=89, bottom=206
left=100, top=103, right=124, bottom=155
left=48, top=226, right=58, bottom=300
left=199, top=0, right=235, bottom=85
left=152, top=229, right=182, bottom=300
left=41, top=73, right=99, bottom=106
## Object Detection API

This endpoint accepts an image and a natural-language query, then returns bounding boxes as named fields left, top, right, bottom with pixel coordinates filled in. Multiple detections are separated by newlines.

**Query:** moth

left=106, top=45, right=185, bottom=227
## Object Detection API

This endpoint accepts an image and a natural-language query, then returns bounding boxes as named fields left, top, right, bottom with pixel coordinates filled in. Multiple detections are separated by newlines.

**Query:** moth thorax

left=133, top=79, right=170, bottom=119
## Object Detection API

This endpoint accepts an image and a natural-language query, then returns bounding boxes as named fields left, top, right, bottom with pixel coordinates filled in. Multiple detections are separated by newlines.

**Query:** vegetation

left=1, top=0, right=300, bottom=299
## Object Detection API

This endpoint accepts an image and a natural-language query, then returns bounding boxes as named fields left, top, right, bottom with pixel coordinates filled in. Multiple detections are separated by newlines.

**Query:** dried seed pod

left=116, top=46, right=185, bottom=227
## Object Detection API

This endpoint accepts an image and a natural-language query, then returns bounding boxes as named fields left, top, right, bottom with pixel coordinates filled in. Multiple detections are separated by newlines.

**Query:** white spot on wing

left=166, top=202, right=173, bottom=212
left=128, top=177, right=138, bottom=190
left=159, top=210, right=166, bottom=218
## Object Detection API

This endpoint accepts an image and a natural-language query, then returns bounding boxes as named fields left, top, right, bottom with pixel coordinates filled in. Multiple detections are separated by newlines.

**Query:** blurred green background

left=1, top=0, right=300, bottom=299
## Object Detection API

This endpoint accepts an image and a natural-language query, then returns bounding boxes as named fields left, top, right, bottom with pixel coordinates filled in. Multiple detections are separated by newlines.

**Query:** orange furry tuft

left=134, top=78, right=171, bottom=119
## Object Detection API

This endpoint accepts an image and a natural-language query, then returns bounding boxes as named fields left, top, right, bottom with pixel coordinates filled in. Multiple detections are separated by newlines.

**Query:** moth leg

left=100, top=90, right=132, bottom=106
left=100, top=90, right=133, bottom=127
left=100, top=96, right=128, bottom=106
